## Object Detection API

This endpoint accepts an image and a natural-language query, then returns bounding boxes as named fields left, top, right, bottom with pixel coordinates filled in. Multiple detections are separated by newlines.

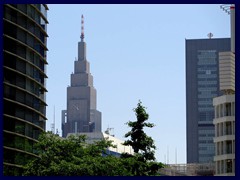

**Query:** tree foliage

left=123, top=100, right=156, bottom=161
left=122, top=100, right=163, bottom=175
left=22, top=101, right=164, bottom=176
left=23, top=132, right=123, bottom=176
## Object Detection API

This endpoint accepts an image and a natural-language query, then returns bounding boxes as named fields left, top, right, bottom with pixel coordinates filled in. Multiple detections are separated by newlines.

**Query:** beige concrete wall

left=219, top=52, right=235, bottom=92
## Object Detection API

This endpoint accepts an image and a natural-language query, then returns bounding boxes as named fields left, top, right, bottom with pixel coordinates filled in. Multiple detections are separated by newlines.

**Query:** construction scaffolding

left=159, top=163, right=215, bottom=176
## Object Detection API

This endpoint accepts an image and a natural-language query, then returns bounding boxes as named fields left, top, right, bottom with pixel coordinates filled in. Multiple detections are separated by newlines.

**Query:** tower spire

left=81, top=14, right=84, bottom=41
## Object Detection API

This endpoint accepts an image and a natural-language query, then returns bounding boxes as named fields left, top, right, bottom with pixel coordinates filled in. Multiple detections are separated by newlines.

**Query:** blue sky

left=46, top=4, right=230, bottom=164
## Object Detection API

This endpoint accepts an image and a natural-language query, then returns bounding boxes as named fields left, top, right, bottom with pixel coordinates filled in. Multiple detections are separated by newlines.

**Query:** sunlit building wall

left=213, top=4, right=235, bottom=176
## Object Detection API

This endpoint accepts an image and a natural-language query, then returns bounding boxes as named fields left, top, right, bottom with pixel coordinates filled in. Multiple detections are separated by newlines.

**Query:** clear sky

left=46, top=4, right=230, bottom=164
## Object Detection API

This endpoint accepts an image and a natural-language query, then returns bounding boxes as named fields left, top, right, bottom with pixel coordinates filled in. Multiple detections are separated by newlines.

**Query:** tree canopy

left=23, top=101, right=164, bottom=176
left=123, top=100, right=156, bottom=161
left=122, top=100, right=163, bottom=175
left=23, top=132, right=133, bottom=176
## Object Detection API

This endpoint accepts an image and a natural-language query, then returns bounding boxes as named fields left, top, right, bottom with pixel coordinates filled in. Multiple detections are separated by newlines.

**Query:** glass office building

left=186, top=38, right=230, bottom=163
left=3, top=4, right=48, bottom=175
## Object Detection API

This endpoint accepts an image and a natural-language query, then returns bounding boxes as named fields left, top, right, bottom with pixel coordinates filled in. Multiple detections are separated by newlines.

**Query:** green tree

left=23, top=101, right=164, bottom=176
left=122, top=100, right=164, bottom=175
left=22, top=132, right=142, bottom=176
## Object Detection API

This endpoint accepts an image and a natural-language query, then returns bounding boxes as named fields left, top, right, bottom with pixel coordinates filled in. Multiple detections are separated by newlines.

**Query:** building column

left=223, top=122, right=226, bottom=136
left=221, top=123, right=223, bottom=136
left=214, top=106, right=217, bottom=118
left=220, top=160, right=223, bottom=174
left=223, top=103, right=226, bottom=117
left=216, top=124, right=218, bottom=137
left=224, top=160, right=226, bottom=174
left=233, top=159, right=235, bottom=174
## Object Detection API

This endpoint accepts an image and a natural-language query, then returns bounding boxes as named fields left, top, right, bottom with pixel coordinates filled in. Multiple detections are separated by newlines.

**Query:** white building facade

left=213, top=95, right=235, bottom=175
left=213, top=4, right=235, bottom=176
left=67, top=132, right=134, bottom=157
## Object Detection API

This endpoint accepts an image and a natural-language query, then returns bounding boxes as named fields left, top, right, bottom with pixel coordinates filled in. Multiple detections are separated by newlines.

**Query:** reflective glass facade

left=3, top=4, right=48, bottom=175
left=186, top=38, right=230, bottom=163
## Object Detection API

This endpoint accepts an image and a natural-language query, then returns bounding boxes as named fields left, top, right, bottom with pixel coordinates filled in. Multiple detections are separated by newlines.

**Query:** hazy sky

left=46, top=4, right=230, bottom=164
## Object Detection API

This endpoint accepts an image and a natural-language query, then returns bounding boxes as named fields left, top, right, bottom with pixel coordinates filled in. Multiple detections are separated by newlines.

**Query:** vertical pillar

left=220, top=160, right=223, bottom=174
left=221, top=141, right=223, bottom=155
left=224, top=141, right=226, bottom=154
left=233, top=121, right=235, bottom=135
left=223, top=159, right=227, bottom=174
left=216, top=124, right=218, bottom=137
left=233, top=159, right=235, bottom=174
left=223, top=122, right=226, bottom=136
left=221, top=123, right=223, bottom=136
left=223, top=103, right=226, bottom=117
left=214, top=105, right=217, bottom=119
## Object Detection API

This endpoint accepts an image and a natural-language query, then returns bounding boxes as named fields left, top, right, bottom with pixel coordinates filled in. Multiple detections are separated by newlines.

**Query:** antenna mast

left=105, top=126, right=115, bottom=137
left=81, top=15, right=84, bottom=41
left=51, top=105, right=55, bottom=134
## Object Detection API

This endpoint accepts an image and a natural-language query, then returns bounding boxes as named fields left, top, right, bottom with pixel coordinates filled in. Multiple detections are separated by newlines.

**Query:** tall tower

left=62, top=15, right=102, bottom=137
left=186, top=38, right=230, bottom=163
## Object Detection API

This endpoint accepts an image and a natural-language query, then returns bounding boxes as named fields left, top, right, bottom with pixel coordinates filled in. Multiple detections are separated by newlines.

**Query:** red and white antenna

left=81, top=14, right=84, bottom=41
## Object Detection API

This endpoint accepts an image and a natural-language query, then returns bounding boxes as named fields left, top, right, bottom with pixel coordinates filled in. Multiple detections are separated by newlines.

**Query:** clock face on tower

left=71, top=102, right=80, bottom=120
left=73, top=103, right=79, bottom=110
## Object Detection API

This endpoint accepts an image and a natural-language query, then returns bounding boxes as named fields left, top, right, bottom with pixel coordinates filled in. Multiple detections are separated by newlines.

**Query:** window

left=27, top=34, right=34, bottom=48
left=27, top=5, right=35, bottom=19
left=225, top=103, right=231, bottom=116
left=25, top=139, right=33, bottom=152
left=17, top=13, right=27, bottom=28
left=226, top=141, right=232, bottom=154
left=217, top=142, right=220, bottom=155
left=15, top=89, right=25, bottom=104
left=26, top=93, right=33, bottom=107
left=15, top=121, right=25, bottom=135
left=16, top=44, right=26, bottom=59
left=15, top=136, right=25, bottom=150
left=16, top=59, right=26, bottom=74
left=232, top=102, right=235, bottom=116
left=17, top=4, right=27, bottom=14
left=226, top=122, right=232, bottom=135
left=27, top=20, right=35, bottom=34
left=17, top=28, right=26, bottom=44
left=15, top=106, right=25, bottom=119
left=25, top=124, right=33, bottom=138
left=25, top=109, right=33, bottom=123
left=206, top=70, right=211, bottom=75
left=16, top=75, right=25, bottom=89
left=226, top=159, right=232, bottom=173
left=26, top=49, right=34, bottom=62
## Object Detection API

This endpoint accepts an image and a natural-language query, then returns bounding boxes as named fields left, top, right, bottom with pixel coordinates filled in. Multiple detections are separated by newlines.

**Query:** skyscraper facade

left=186, top=38, right=230, bottom=163
left=62, top=16, right=101, bottom=137
left=3, top=4, right=48, bottom=175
